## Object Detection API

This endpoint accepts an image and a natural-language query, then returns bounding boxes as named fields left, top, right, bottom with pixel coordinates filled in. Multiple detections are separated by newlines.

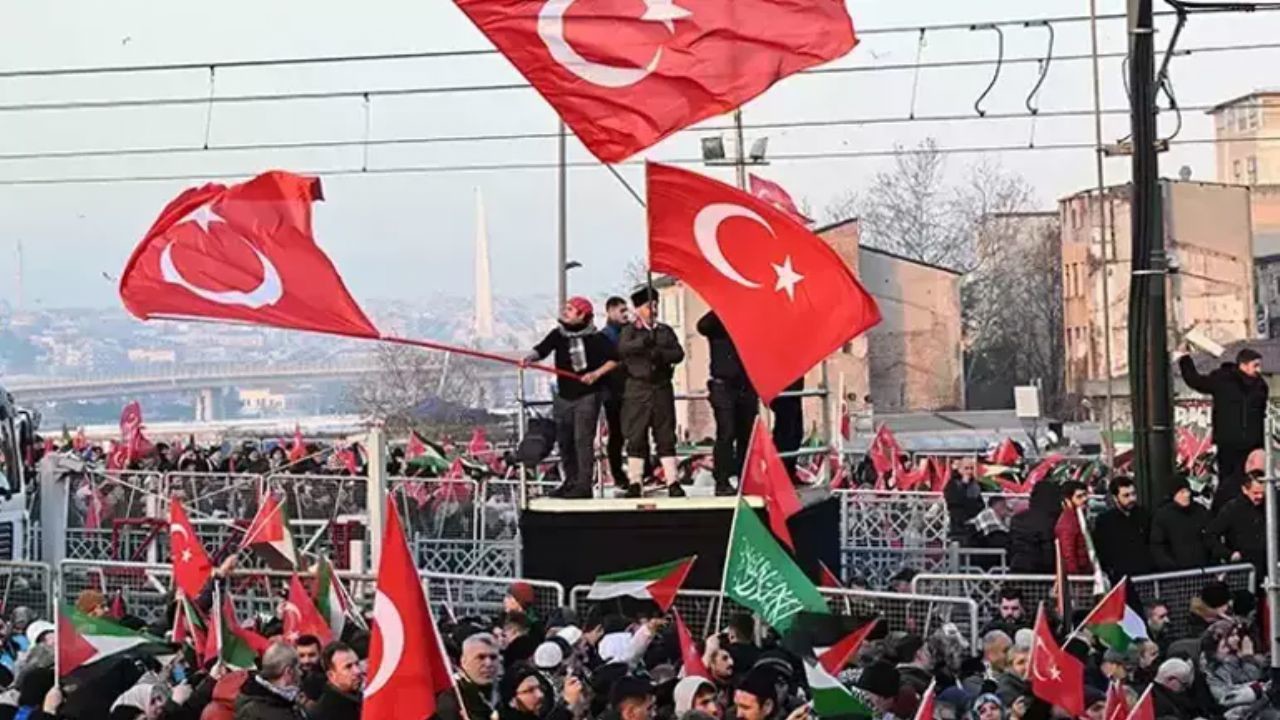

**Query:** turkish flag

left=674, top=610, right=709, bottom=678
left=120, top=171, right=378, bottom=339
left=453, top=0, right=856, bottom=162
left=867, top=425, right=901, bottom=478
left=1029, top=605, right=1084, bottom=717
left=749, top=175, right=811, bottom=225
left=740, top=419, right=802, bottom=551
left=1104, top=681, right=1129, bottom=720
left=119, top=401, right=153, bottom=462
left=284, top=574, right=333, bottom=645
left=169, top=498, right=213, bottom=600
left=289, top=425, right=306, bottom=463
left=364, top=496, right=453, bottom=720
left=649, top=163, right=880, bottom=402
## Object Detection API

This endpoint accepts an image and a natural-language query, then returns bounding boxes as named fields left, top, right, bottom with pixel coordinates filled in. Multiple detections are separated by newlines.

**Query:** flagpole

left=714, top=428, right=754, bottom=632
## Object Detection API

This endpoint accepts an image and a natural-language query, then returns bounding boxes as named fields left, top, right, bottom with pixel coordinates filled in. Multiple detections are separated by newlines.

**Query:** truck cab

left=0, top=389, right=35, bottom=560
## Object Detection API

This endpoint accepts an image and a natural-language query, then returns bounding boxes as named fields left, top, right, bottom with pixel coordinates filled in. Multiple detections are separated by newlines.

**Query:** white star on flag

left=181, top=549, right=192, bottom=563
left=772, top=256, right=804, bottom=300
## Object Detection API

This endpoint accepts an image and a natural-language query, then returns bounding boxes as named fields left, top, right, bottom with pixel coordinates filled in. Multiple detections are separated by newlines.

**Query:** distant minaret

left=474, top=189, right=495, bottom=340
left=13, top=239, right=22, bottom=312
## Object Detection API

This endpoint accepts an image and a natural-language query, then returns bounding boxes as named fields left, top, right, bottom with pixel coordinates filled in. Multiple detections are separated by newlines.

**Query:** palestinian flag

left=58, top=604, right=169, bottom=677
left=406, top=432, right=450, bottom=473
left=802, top=656, right=873, bottom=718
left=241, top=491, right=297, bottom=570
left=1080, top=578, right=1148, bottom=652
left=313, top=556, right=367, bottom=637
left=209, top=589, right=270, bottom=670
left=587, top=556, right=695, bottom=612
left=172, top=593, right=208, bottom=661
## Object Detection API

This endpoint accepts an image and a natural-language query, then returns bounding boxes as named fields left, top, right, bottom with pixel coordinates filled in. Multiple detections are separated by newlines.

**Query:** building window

left=1274, top=274, right=1280, bottom=297
left=1248, top=156, right=1259, bottom=184
left=1234, top=159, right=1243, bottom=181
left=1249, top=104, right=1261, bottom=130
left=1238, top=106, right=1249, bottom=131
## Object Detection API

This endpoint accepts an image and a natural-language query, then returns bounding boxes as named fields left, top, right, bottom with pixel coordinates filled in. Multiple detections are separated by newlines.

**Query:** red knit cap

left=567, top=296, right=594, bottom=317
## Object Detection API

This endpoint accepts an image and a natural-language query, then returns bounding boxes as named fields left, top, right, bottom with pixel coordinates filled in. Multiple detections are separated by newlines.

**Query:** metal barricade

left=910, top=573, right=1097, bottom=629
left=389, top=477, right=482, bottom=540
left=414, top=538, right=520, bottom=578
left=0, top=561, right=52, bottom=620
left=60, top=560, right=175, bottom=626
left=269, top=473, right=366, bottom=520
left=836, top=490, right=949, bottom=549
left=568, top=585, right=980, bottom=650
left=1128, top=564, right=1257, bottom=639
left=423, top=572, right=563, bottom=621
left=842, top=546, right=1007, bottom=589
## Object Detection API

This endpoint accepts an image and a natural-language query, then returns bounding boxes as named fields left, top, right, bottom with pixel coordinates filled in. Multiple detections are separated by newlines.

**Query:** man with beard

left=526, top=297, right=620, bottom=499
left=1093, top=476, right=1154, bottom=584
left=311, top=642, right=363, bottom=720
left=600, top=296, right=631, bottom=492
left=438, top=633, right=501, bottom=720
left=1178, top=346, right=1268, bottom=510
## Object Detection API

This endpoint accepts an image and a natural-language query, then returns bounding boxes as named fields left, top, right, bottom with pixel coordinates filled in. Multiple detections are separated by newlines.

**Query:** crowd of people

left=3, top=566, right=1276, bottom=720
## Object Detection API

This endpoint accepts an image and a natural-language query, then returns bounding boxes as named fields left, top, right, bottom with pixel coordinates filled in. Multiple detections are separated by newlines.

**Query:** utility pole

left=1088, top=0, right=1116, bottom=463
left=733, top=110, right=747, bottom=190
left=557, top=121, right=568, bottom=310
left=1127, top=0, right=1174, bottom=502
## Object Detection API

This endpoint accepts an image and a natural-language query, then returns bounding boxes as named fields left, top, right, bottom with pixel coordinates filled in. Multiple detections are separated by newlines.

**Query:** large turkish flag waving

left=453, top=0, right=856, bottom=162
left=648, top=163, right=880, bottom=402
left=120, top=171, right=378, bottom=339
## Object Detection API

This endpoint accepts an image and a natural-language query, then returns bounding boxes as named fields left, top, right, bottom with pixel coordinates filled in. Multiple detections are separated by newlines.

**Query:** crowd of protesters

left=3, top=563, right=1276, bottom=720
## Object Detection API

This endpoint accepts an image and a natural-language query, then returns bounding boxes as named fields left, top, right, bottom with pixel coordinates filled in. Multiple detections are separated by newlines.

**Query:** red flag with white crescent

left=120, top=171, right=378, bottom=339
left=648, top=163, right=879, bottom=402
left=1029, top=604, right=1084, bottom=716
left=749, top=174, right=811, bottom=225
left=739, top=419, right=802, bottom=551
left=452, top=0, right=856, bottom=163
left=363, top=496, right=453, bottom=720
left=169, top=498, right=213, bottom=600
left=284, top=574, right=333, bottom=645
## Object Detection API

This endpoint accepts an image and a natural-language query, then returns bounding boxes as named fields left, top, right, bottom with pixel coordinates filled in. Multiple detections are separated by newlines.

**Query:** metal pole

left=733, top=110, right=747, bottom=190
left=1127, top=0, right=1173, bottom=503
left=1088, top=0, right=1116, bottom=463
left=517, top=366, right=529, bottom=510
left=557, top=121, right=568, bottom=310
left=366, top=424, right=386, bottom=569
left=1264, top=407, right=1279, bottom=669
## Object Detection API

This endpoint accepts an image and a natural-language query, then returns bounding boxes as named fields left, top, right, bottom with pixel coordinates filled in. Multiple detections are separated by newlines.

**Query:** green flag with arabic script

left=724, top=499, right=829, bottom=632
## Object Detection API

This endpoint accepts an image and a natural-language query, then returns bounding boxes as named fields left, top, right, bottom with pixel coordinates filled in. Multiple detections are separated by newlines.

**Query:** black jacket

left=1178, top=356, right=1268, bottom=449
left=696, top=312, right=749, bottom=386
left=436, top=676, right=496, bottom=720
left=1151, top=682, right=1203, bottom=720
left=1008, top=483, right=1062, bottom=573
left=531, top=326, right=618, bottom=400
left=1093, top=505, right=1155, bottom=581
left=234, top=674, right=307, bottom=720
left=1206, top=496, right=1268, bottom=568
left=943, top=476, right=984, bottom=538
left=617, top=322, right=684, bottom=386
left=1150, top=500, right=1212, bottom=570
left=311, top=684, right=361, bottom=720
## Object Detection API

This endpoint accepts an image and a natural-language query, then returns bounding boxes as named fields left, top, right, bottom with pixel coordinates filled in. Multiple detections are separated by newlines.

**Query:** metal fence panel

left=842, top=546, right=1007, bottom=589
left=910, top=573, right=1097, bottom=630
left=0, top=562, right=52, bottom=620
left=413, top=539, right=520, bottom=578
left=1128, top=564, right=1257, bottom=639
left=423, top=572, right=563, bottom=622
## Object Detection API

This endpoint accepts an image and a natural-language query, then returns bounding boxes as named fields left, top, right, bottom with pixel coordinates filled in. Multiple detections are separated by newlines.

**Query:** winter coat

left=896, top=665, right=932, bottom=697
left=1150, top=499, right=1212, bottom=570
left=1151, top=682, right=1204, bottom=720
left=943, top=476, right=984, bottom=539
left=697, top=312, right=749, bottom=386
left=233, top=675, right=306, bottom=720
left=310, top=684, right=360, bottom=720
left=617, top=322, right=684, bottom=387
left=1008, top=484, right=1062, bottom=573
left=1178, top=357, right=1268, bottom=450
left=436, top=676, right=496, bottom=720
left=1053, top=506, right=1092, bottom=575
left=1204, top=654, right=1268, bottom=715
left=1092, top=506, right=1154, bottom=581
left=994, top=671, right=1029, bottom=707
left=1206, top=496, right=1268, bottom=570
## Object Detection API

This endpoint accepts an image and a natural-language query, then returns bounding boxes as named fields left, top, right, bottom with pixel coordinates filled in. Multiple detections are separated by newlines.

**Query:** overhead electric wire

left=2, top=38, right=1274, bottom=116
left=0, top=133, right=1273, bottom=187
left=0, top=102, right=1231, bottom=164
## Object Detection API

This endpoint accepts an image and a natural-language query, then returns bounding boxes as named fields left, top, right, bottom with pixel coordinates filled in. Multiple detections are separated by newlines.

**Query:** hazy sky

left=1, top=0, right=1276, bottom=310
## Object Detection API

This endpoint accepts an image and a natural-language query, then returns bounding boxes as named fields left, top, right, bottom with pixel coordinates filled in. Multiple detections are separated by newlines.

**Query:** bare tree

left=345, top=344, right=483, bottom=434
left=622, top=256, right=650, bottom=291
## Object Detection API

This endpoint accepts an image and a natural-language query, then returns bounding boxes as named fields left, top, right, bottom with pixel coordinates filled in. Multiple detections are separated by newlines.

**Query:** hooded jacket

left=1150, top=499, right=1211, bottom=570
left=233, top=675, right=305, bottom=720
left=1008, top=483, right=1061, bottom=573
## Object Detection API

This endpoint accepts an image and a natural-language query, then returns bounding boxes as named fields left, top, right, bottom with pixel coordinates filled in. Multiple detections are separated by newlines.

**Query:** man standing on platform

left=526, top=297, right=619, bottom=499
left=1177, top=346, right=1268, bottom=510
left=771, top=378, right=804, bottom=480
left=618, top=286, right=686, bottom=497
left=600, top=296, right=632, bottom=492
left=698, top=310, right=756, bottom=497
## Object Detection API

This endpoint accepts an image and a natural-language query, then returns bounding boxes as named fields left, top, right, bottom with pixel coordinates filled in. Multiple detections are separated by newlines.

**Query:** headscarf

left=110, top=682, right=158, bottom=713
left=971, top=692, right=1005, bottom=719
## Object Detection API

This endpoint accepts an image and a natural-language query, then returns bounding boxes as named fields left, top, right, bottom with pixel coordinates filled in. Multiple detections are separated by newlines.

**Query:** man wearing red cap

left=526, top=297, right=619, bottom=498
